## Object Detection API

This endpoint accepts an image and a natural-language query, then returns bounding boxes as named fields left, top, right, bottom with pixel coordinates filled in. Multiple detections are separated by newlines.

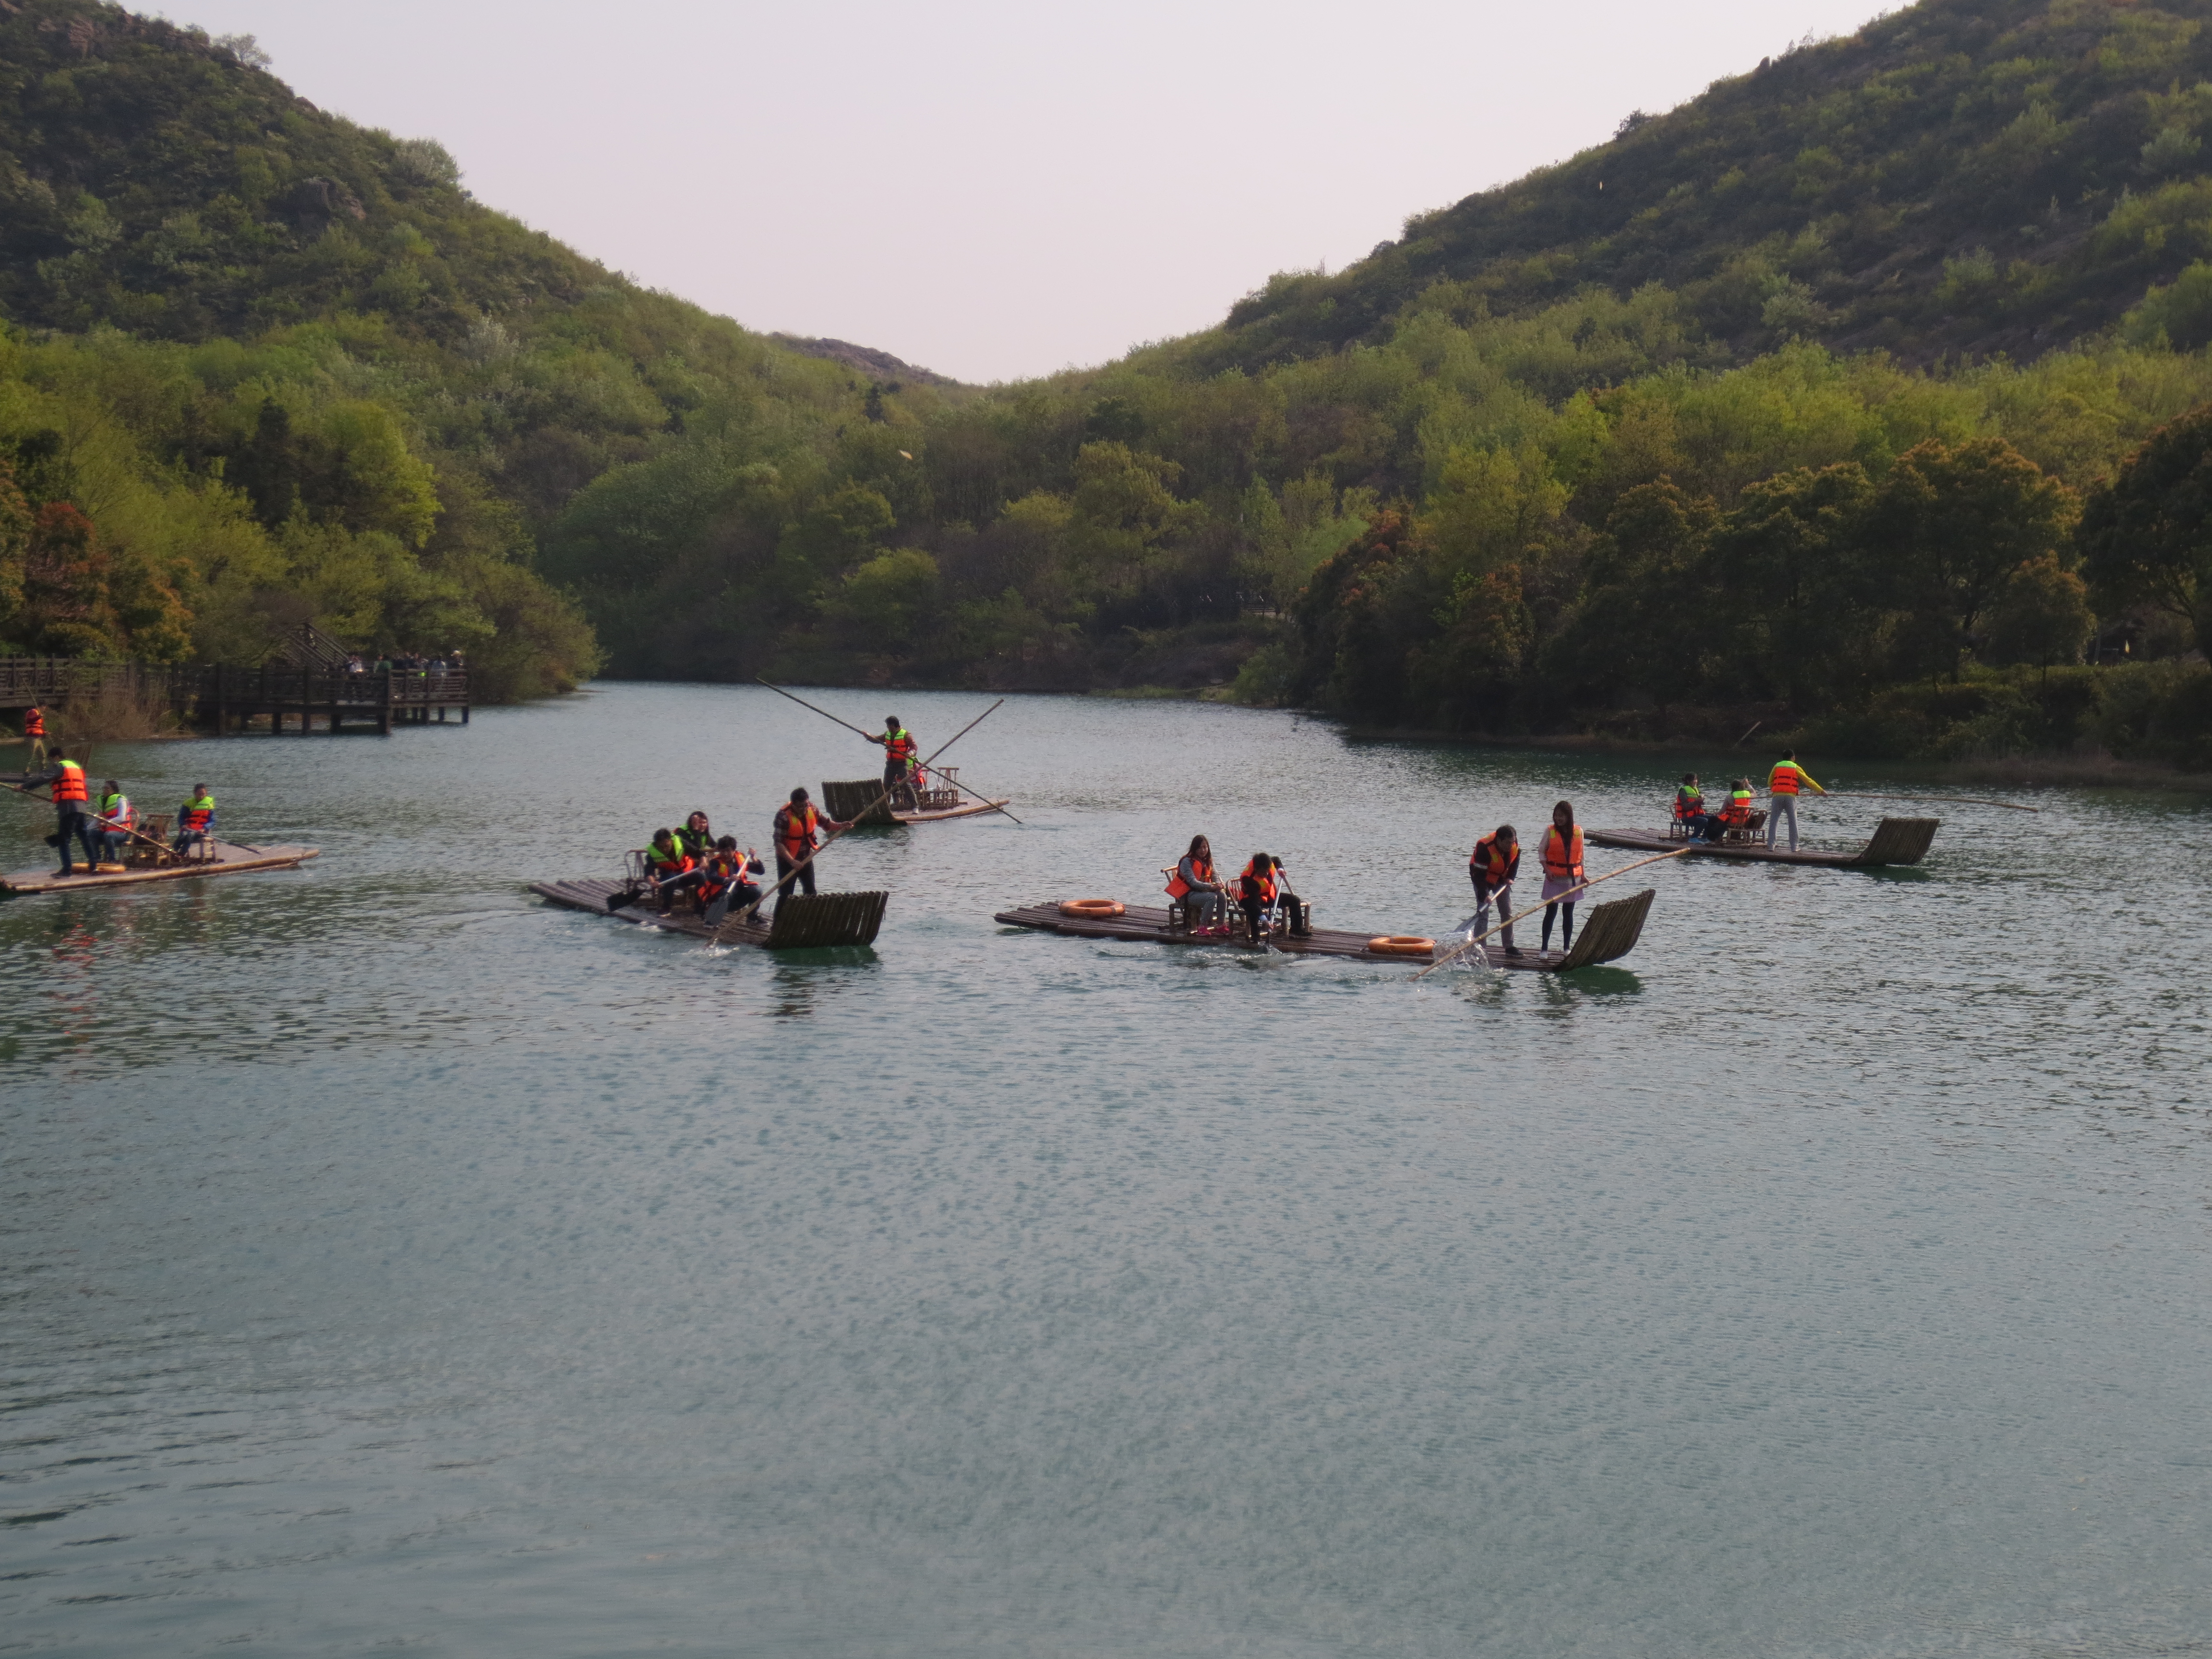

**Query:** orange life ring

left=1059, top=898, right=1127, bottom=918
left=1368, top=935, right=1435, bottom=958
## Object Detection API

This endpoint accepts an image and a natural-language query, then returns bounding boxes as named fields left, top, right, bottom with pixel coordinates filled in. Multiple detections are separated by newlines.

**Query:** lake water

left=4, top=682, right=2210, bottom=1658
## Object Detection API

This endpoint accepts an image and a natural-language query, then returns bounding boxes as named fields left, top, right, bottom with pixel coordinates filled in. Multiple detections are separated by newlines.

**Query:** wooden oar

left=1824, top=790, right=2037, bottom=813
left=1413, top=847, right=1692, bottom=980
left=726, top=698, right=1007, bottom=935
left=757, top=678, right=1024, bottom=824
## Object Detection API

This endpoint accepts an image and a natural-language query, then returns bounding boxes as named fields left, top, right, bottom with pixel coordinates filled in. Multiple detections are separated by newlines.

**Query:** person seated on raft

left=1235, top=852, right=1285, bottom=944
left=1713, top=778, right=1758, bottom=839
left=696, top=836, right=767, bottom=916
left=172, top=784, right=216, bottom=858
left=1166, top=834, right=1227, bottom=934
left=675, top=810, right=714, bottom=864
left=1673, top=773, right=1716, bottom=839
left=643, top=828, right=701, bottom=912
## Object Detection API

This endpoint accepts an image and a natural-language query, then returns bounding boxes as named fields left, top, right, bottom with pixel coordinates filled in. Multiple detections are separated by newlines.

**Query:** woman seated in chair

left=1166, top=834, right=1226, bottom=934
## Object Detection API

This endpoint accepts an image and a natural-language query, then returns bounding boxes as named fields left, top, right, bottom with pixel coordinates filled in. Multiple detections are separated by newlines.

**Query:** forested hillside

left=0, top=0, right=955, bottom=697
left=3, top=0, right=2209, bottom=763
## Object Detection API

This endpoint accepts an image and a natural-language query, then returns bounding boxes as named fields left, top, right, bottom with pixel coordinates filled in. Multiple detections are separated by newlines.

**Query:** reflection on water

left=2, top=682, right=2210, bottom=1659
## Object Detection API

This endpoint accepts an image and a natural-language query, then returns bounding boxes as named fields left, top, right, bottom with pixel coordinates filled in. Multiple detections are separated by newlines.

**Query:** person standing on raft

left=771, top=787, right=851, bottom=913
left=1469, top=824, right=1522, bottom=956
left=867, top=715, right=920, bottom=811
left=21, top=704, right=48, bottom=770
left=36, top=748, right=94, bottom=875
left=1766, top=750, right=1827, bottom=852
left=1539, top=800, right=1584, bottom=952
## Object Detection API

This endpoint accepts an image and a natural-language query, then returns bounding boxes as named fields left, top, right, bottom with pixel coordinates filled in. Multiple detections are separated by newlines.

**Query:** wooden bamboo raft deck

left=1588, top=815, right=1939, bottom=867
left=994, top=889, right=1656, bottom=972
left=820, top=778, right=1011, bottom=827
left=1, top=845, right=319, bottom=896
left=531, top=878, right=888, bottom=949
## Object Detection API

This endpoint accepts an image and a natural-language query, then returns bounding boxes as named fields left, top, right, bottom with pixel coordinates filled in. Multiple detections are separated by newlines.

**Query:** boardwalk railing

left=0, top=656, right=469, bottom=734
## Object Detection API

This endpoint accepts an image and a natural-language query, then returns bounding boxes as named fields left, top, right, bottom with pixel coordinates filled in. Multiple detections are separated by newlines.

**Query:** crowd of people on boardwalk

left=342, top=650, right=467, bottom=675
left=1671, top=752, right=1827, bottom=850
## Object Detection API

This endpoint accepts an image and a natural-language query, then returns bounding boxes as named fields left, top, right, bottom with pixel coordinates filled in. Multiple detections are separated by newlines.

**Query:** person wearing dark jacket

left=1468, top=825, right=1522, bottom=956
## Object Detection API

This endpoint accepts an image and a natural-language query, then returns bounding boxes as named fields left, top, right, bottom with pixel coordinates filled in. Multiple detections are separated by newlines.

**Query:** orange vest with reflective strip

left=775, top=804, right=818, bottom=860
left=1541, top=825, right=1584, bottom=881
left=52, top=761, right=87, bottom=804
left=1238, top=859, right=1277, bottom=903
left=24, top=708, right=45, bottom=737
left=1166, top=854, right=1213, bottom=898
left=1471, top=833, right=1516, bottom=885
left=1769, top=761, right=1806, bottom=795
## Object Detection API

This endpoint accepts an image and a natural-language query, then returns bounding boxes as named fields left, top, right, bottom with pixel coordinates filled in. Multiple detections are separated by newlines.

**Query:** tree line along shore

left=1, top=0, right=2208, bottom=773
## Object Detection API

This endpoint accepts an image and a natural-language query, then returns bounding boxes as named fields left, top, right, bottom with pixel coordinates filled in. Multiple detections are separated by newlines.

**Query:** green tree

left=1870, top=439, right=2077, bottom=680
left=1985, top=554, right=2096, bottom=678
left=2078, top=403, right=2212, bottom=656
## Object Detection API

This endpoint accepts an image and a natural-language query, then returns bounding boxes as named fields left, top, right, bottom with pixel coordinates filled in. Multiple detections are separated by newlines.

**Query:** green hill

left=1204, top=0, right=2212, bottom=372
left=2, top=0, right=2207, bottom=765
left=0, top=0, right=954, bottom=696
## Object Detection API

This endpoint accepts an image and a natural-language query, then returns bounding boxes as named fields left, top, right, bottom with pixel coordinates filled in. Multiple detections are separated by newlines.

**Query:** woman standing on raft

left=1539, top=800, right=1585, bottom=952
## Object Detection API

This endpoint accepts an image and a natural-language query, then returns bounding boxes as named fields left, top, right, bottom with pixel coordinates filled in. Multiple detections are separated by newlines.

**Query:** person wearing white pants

left=1765, top=750, right=1827, bottom=851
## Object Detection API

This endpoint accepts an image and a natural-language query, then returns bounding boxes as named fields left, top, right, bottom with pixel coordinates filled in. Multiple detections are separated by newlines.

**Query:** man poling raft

left=21, top=704, right=48, bottom=770
left=869, top=715, right=920, bottom=812
left=771, top=787, right=854, bottom=913
left=1467, top=824, right=1522, bottom=957
left=1765, top=749, right=1827, bottom=852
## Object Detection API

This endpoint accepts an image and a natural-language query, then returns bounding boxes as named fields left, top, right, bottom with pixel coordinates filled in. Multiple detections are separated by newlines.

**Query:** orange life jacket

left=1471, top=832, right=1517, bottom=886
left=1166, top=854, right=1213, bottom=898
left=1238, top=859, right=1277, bottom=904
left=24, top=707, right=45, bottom=737
left=1541, top=824, right=1584, bottom=881
left=775, top=803, right=819, bottom=861
left=646, top=843, right=690, bottom=875
left=52, top=760, right=87, bottom=805
left=1719, top=789, right=1755, bottom=826
left=1768, top=761, right=1805, bottom=795
left=1673, top=786, right=1703, bottom=821
left=884, top=728, right=917, bottom=764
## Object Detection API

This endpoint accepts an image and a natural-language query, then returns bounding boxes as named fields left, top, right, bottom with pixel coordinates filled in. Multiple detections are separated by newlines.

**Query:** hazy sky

left=163, top=0, right=1893, bottom=383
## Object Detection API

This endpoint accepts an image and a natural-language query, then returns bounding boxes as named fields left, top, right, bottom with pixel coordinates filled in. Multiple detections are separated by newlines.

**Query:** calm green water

left=3, top=683, right=2209, bottom=1658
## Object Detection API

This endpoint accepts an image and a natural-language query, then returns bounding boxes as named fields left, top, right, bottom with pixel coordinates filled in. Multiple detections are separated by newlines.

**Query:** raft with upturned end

left=531, top=877, right=887, bottom=949
left=1587, top=815, right=1940, bottom=868
left=820, top=778, right=1012, bottom=828
left=993, top=889, right=1655, bottom=973
left=0, top=844, right=319, bottom=896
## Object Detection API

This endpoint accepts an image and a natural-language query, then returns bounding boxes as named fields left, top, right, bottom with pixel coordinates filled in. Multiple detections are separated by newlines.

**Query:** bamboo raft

left=821, top=778, right=1011, bottom=828
left=1587, top=815, right=1940, bottom=868
left=1, top=844, right=319, bottom=896
left=531, top=878, right=888, bottom=949
left=994, top=888, right=1655, bottom=973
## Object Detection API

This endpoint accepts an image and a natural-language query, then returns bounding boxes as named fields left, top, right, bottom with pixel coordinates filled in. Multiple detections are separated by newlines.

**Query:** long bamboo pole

left=0, top=774, right=219, bottom=862
left=757, top=678, right=1024, bottom=824
left=1412, top=847, right=1692, bottom=981
left=1823, top=790, right=2037, bottom=813
left=728, top=698, right=1007, bottom=933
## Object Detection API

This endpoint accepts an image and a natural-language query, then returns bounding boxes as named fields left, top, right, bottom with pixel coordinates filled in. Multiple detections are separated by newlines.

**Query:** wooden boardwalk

left=532, top=878, right=887, bottom=950
left=994, top=889, right=1656, bottom=973
left=1588, top=815, right=1939, bottom=868
left=1, top=844, right=318, bottom=896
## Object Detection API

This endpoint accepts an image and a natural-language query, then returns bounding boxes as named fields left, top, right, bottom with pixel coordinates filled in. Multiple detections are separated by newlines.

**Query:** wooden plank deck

left=994, top=891, right=1655, bottom=972
left=531, top=878, right=887, bottom=949
left=1588, top=815, right=1939, bottom=868
left=1, top=845, right=318, bottom=896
